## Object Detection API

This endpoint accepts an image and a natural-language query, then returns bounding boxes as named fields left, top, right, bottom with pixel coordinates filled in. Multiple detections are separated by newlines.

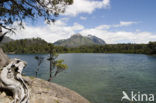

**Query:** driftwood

left=0, top=48, right=9, bottom=68
left=0, top=26, right=30, bottom=103
left=0, top=54, right=30, bottom=103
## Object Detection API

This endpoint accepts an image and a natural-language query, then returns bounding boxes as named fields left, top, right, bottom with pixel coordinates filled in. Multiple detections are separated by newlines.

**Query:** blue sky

left=9, top=0, right=156, bottom=44
left=65, top=0, right=156, bottom=32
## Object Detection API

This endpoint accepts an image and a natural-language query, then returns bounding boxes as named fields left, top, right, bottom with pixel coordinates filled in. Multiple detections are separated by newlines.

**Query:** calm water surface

left=9, top=53, right=156, bottom=103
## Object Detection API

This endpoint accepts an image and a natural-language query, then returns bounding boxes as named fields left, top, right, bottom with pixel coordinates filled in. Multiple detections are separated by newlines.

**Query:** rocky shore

left=0, top=76, right=90, bottom=103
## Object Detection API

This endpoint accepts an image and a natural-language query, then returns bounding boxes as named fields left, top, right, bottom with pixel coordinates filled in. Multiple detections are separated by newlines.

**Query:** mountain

left=87, top=34, right=106, bottom=44
left=1, top=36, right=14, bottom=43
left=54, top=34, right=106, bottom=47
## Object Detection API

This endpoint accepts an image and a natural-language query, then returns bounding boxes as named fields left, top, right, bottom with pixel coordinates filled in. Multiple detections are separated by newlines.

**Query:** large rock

left=0, top=77, right=90, bottom=103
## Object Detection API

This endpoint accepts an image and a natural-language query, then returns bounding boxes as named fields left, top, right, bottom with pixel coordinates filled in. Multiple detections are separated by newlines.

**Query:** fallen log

left=0, top=58, right=30, bottom=103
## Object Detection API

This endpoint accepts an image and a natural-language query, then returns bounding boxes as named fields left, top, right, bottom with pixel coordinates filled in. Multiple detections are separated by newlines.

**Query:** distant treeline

left=1, top=38, right=156, bottom=54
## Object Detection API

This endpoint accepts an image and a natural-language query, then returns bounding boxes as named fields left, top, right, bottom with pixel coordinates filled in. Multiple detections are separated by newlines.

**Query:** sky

left=7, top=0, right=156, bottom=44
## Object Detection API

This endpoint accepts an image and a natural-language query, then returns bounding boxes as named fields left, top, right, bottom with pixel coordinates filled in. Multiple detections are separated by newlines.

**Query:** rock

left=0, top=76, right=90, bottom=103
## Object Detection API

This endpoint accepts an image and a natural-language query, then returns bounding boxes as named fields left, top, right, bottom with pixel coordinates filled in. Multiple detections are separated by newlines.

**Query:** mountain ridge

left=54, top=34, right=106, bottom=47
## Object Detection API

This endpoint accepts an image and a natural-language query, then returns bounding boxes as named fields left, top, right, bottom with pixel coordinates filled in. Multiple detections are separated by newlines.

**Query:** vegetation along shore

left=1, top=37, right=156, bottom=54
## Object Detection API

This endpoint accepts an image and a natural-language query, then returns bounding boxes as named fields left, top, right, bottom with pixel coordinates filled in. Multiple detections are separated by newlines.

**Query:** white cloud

left=7, top=20, right=84, bottom=43
left=95, top=25, right=110, bottom=30
left=64, top=0, right=110, bottom=16
left=80, top=28, right=156, bottom=44
left=95, top=21, right=137, bottom=30
left=60, top=17, right=70, bottom=22
left=103, top=0, right=110, bottom=5
left=114, top=21, right=137, bottom=27
left=80, top=16, right=87, bottom=20
left=71, top=22, right=84, bottom=31
left=7, top=20, right=156, bottom=44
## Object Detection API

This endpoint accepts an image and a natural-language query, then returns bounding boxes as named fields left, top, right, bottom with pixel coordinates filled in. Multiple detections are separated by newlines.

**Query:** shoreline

left=0, top=76, right=91, bottom=103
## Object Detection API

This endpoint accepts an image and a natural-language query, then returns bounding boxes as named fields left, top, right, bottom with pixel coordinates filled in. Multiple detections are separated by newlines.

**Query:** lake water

left=9, top=53, right=156, bottom=103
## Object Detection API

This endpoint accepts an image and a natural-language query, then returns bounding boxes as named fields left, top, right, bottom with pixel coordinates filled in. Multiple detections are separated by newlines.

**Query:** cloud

left=8, top=20, right=84, bottom=43
left=80, top=28, right=156, bottom=44
left=95, top=21, right=137, bottom=30
left=95, top=25, right=110, bottom=30
left=7, top=20, right=156, bottom=44
left=80, top=16, right=87, bottom=20
left=71, top=23, right=84, bottom=31
left=114, top=21, right=137, bottom=27
left=64, top=0, right=110, bottom=16
left=60, top=17, right=70, bottom=22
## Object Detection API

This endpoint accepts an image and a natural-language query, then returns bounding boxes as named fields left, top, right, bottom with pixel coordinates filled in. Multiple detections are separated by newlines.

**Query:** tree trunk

left=0, top=48, right=9, bottom=68
left=0, top=26, right=9, bottom=68
left=48, top=53, right=53, bottom=81
left=0, top=27, right=30, bottom=103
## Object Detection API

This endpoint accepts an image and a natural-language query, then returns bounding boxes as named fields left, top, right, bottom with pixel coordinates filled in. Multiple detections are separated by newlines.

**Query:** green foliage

left=55, top=60, right=68, bottom=76
left=2, top=37, right=49, bottom=54
left=56, top=60, right=68, bottom=70
left=47, top=44, right=67, bottom=81
left=0, top=0, right=73, bottom=32
left=1, top=38, right=156, bottom=54
left=147, top=42, right=156, bottom=54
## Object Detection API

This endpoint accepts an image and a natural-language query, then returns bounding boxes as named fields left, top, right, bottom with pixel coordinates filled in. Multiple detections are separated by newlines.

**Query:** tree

left=34, top=56, right=44, bottom=77
left=47, top=44, right=67, bottom=81
left=0, top=0, right=73, bottom=32
left=0, top=48, right=9, bottom=68
left=0, top=0, right=73, bottom=103
left=148, top=42, right=156, bottom=54
left=0, top=0, right=73, bottom=66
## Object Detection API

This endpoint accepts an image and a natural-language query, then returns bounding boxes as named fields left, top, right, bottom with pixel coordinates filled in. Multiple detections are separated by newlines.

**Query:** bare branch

left=0, top=25, right=16, bottom=34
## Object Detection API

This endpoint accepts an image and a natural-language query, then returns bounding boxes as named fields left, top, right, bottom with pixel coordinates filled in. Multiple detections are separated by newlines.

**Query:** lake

left=9, top=53, right=156, bottom=103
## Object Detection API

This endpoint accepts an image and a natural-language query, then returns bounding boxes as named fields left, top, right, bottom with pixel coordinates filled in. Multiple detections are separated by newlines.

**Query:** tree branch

left=0, top=25, right=15, bottom=34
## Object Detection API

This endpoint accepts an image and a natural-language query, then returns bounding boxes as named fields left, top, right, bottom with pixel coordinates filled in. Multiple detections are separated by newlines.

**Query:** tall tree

left=0, top=0, right=73, bottom=66
left=148, top=42, right=156, bottom=54
left=0, top=1, right=73, bottom=102
left=47, top=44, right=67, bottom=81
